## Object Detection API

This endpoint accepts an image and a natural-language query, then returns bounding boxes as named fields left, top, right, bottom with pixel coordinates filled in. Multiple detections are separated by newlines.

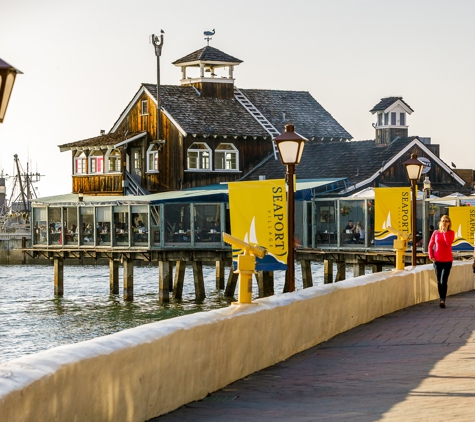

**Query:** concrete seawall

left=1, top=262, right=473, bottom=421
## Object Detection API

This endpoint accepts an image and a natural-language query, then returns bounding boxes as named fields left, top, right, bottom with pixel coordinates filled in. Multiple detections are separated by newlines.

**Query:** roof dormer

left=172, top=46, right=243, bottom=99
left=370, top=97, right=414, bottom=145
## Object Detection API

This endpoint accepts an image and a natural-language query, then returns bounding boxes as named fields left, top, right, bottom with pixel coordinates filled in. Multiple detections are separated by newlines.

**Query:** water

left=0, top=262, right=376, bottom=364
left=0, top=263, right=298, bottom=363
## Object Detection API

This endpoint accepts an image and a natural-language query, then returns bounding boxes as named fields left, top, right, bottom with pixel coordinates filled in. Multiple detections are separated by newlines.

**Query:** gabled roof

left=109, top=84, right=352, bottom=140
left=241, top=137, right=466, bottom=194
left=172, top=46, right=243, bottom=67
left=370, top=97, right=414, bottom=114
left=58, top=131, right=146, bottom=151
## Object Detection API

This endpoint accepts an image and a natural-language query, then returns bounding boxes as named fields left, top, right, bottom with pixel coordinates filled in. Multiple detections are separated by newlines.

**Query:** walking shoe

left=439, top=300, right=446, bottom=308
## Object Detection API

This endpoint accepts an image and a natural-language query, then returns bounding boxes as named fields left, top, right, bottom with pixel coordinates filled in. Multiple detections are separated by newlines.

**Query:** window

left=384, top=113, right=388, bottom=125
left=89, top=150, right=103, bottom=174
left=141, top=100, right=148, bottom=115
left=74, top=151, right=87, bottom=174
left=215, top=143, right=238, bottom=170
left=377, top=113, right=382, bottom=126
left=147, top=144, right=159, bottom=172
left=400, top=113, right=405, bottom=126
left=105, top=149, right=121, bottom=173
left=391, top=112, right=396, bottom=125
left=187, top=142, right=211, bottom=170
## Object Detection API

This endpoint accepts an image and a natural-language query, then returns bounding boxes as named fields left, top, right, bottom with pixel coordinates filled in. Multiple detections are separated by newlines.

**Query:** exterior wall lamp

left=273, top=124, right=308, bottom=292
left=0, top=58, right=22, bottom=123
left=403, top=153, right=424, bottom=267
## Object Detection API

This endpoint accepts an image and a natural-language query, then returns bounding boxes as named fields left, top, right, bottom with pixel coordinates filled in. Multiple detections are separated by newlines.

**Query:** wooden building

left=58, top=45, right=351, bottom=196
left=243, top=96, right=469, bottom=198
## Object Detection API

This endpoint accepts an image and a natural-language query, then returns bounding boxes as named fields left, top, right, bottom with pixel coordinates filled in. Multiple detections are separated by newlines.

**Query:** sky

left=1, top=0, right=474, bottom=197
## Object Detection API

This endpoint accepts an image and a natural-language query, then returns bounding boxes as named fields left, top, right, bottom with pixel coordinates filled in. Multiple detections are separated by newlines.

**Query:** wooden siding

left=194, top=82, right=235, bottom=99
left=375, top=128, right=408, bottom=145
left=73, top=174, right=123, bottom=195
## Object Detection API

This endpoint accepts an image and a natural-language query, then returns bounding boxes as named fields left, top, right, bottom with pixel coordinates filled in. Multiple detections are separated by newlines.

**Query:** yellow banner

left=374, top=187, right=411, bottom=246
left=449, top=206, right=475, bottom=251
left=228, top=180, right=288, bottom=270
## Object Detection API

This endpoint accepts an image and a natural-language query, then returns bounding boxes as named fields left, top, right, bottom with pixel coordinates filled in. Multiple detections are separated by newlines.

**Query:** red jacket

left=428, top=230, right=455, bottom=262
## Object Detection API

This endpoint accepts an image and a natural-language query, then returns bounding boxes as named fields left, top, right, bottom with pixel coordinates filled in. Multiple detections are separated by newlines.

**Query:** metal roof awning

left=32, top=178, right=349, bottom=206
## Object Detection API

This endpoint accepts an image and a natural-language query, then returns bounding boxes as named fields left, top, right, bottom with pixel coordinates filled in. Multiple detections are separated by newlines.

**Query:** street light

left=422, top=176, right=432, bottom=252
left=0, top=58, right=22, bottom=123
left=403, top=153, right=424, bottom=267
left=273, top=124, right=308, bottom=292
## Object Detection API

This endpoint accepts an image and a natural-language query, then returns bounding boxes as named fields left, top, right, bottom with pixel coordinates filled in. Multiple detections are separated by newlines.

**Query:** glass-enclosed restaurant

left=31, top=186, right=447, bottom=250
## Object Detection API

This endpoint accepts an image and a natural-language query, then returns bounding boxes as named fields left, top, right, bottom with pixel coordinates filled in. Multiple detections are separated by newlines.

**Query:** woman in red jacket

left=428, top=215, right=455, bottom=308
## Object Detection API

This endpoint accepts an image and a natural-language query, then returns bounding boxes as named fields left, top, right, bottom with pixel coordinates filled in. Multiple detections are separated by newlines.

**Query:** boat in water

left=0, top=154, right=42, bottom=235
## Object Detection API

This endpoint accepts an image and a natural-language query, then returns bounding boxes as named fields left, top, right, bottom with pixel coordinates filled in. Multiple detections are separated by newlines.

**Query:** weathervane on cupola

left=204, top=29, right=215, bottom=46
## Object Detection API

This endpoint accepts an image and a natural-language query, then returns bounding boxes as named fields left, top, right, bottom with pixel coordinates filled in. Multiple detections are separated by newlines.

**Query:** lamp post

left=422, top=176, right=431, bottom=252
left=403, top=153, right=424, bottom=267
left=0, top=58, right=22, bottom=123
left=273, top=124, right=308, bottom=292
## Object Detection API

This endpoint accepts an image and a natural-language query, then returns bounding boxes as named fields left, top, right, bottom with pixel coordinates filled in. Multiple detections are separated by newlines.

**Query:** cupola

left=172, top=46, right=243, bottom=99
left=370, top=97, right=414, bottom=145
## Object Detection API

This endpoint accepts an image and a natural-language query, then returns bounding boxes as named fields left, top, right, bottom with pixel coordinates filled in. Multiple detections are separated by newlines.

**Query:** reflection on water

left=0, top=261, right=346, bottom=363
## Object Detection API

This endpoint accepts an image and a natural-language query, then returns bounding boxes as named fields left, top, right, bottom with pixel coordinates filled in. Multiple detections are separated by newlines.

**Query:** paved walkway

left=151, top=290, right=475, bottom=422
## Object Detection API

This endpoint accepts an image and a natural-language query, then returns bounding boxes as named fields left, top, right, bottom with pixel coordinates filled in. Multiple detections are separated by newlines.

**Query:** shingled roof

left=242, top=89, right=352, bottom=140
left=370, top=97, right=414, bottom=113
left=172, top=46, right=243, bottom=66
left=242, top=137, right=417, bottom=185
left=141, top=84, right=352, bottom=140
left=58, top=131, right=145, bottom=151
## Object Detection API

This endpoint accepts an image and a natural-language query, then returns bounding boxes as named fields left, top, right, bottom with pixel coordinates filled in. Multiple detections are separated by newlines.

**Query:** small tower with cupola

left=370, top=97, right=414, bottom=145
left=172, top=46, right=243, bottom=99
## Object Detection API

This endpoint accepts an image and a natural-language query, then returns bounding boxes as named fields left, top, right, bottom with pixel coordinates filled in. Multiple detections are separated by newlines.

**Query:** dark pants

left=433, top=261, right=452, bottom=301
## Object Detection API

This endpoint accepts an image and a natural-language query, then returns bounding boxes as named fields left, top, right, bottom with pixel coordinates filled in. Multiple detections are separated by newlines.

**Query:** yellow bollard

left=222, top=232, right=267, bottom=305
left=387, top=226, right=410, bottom=270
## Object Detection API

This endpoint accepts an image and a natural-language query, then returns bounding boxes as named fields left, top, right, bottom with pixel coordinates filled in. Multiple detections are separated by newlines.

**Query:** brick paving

left=151, top=290, right=475, bottom=422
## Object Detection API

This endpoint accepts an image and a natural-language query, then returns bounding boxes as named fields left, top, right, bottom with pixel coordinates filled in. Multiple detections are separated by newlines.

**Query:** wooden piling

left=173, top=261, right=186, bottom=300
left=353, top=262, right=365, bottom=277
left=54, top=257, right=64, bottom=296
left=256, top=271, right=274, bottom=297
left=323, top=259, right=333, bottom=284
left=372, top=264, right=383, bottom=273
left=335, top=255, right=346, bottom=282
left=109, top=259, right=119, bottom=295
left=300, top=260, right=313, bottom=288
left=123, top=259, right=134, bottom=301
left=192, top=261, right=206, bottom=301
left=216, top=260, right=225, bottom=290
left=224, top=267, right=239, bottom=297
left=159, top=261, right=172, bottom=303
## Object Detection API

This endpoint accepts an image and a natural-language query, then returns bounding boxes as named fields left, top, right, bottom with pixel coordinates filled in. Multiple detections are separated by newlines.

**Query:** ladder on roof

left=234, top=88, right=280, bottom=159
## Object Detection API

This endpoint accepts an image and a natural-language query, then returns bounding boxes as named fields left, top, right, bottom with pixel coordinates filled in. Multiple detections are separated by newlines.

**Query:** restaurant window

left=79, top=207, right=94, bottom=245
left=164, top=204, right=191, bottom=244
left=215, top=143, right=238, bottom=170
left=63, top=207, right=78, bottom=246
left=49, top=207, right=62, bottom=246
left=187, top=142, right=211, bottom=170
left=106, top=148, right=121, bottom=173
left=74, top=151, right=87, bottom=175
left=33, top=207, right=47, bottom=245
left=89, top=150, right=103, bottom=174
left=147, top=144, right=159, bottom=173
left=113, top=206, right=129, bottom=247
left=131, top=205, right=149, bottom=246
left=96, top=207, right=112, bottom=246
